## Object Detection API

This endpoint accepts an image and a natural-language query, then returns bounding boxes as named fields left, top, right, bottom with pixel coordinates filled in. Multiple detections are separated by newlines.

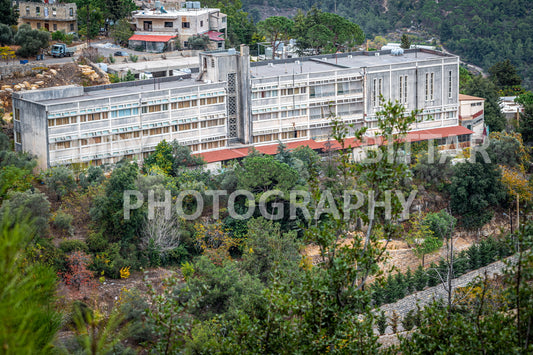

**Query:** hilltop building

left=13, top=46, right=472, bottom=170
left=129, top=1, right=226, bottom=52
left=17, top=1, right=77, bottom=33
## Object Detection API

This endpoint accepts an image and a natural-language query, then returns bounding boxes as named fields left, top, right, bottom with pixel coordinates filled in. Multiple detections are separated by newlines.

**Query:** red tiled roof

left=405, top=125, right=474, bottom=142
left=255, top=139, right=323, bottom=155
left=195, top=126, right=474, bottom=164
left=207, top=31, right=224, bottom=41
left=197, top=147, right=248, bottom=163
left=129, top=34, right=176, bottom=42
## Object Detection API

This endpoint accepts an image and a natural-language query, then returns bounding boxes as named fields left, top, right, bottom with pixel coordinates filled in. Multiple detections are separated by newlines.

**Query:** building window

left=399, top=76, right=403, bottom=102
left=404, top=75, right=408, bottom=103
left=15, top=131, right=21, bottom=144
left=373, top=78, right=382, bottom=107
left=425, top=73, right=428, bottom=101
left=182, top=22, right=190, bottom=28
left=200, top=20, right=203, bottom=27
left=52, top=8, right=56, bottom=16
left=14, top=108, right=20, bottom=121
left=430, top=72, right=434, bottom=100
left=37, top=23, right=41, bottom=29
left=164, top=22, right=173, bottom=28
left=26, top=6, right=30, bottom=16
left=448, top=70, right=452, bottom=98
left=217, top=42, right=223, bottom=48
left=53, top=24, right=57, bottom=31
left=70, top=23, right=74, bottom=32
left=183, top=41, right=188, bottom=47
left=69, top=8, right=73, bottom=16
left=36, top=6, right=40, bottom=15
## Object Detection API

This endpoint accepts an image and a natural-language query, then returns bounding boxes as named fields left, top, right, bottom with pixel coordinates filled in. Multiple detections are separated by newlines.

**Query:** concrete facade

left=18, top=1, right=77, bottom=33
left=13, top=47, right=463, bottom=170
left=459, top=94, right=485, bottom=140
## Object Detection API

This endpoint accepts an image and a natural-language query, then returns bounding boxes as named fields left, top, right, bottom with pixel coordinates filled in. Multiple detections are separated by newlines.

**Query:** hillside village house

left=17, top=1, right=77, bottom=33
left=12, top=46, right=475, bottom=171
left=129, top=1, right=226, bottom=52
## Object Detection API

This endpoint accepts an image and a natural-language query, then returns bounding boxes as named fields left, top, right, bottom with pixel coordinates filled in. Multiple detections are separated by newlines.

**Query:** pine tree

left=400, top=34, right=411, bottom=49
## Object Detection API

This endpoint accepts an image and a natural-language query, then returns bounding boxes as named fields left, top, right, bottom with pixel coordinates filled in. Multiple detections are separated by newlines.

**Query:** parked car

left=114, top=51, right=129, bottom=56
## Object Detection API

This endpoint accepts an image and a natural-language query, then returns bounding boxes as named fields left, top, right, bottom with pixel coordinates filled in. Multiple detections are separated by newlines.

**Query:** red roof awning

left=255, top=139, right=323, bottom=155
left=207, top=30, right=224, bottom=41
left=129, top=34, right=176, bottom=42
left=195, top=126, right=474, bottom=164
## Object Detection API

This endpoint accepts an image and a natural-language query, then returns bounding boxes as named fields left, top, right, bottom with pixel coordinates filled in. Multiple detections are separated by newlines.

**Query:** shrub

left=402, top=309, right=416, bottom=331
left=59, top=239, right=88, bottom=253
left=129, top=54, right=138, bottom=62
left=51, top=31, right=65, bottom=42
left=390, top=310, right=400, bottom=333
left=86, top=232, right=108, bottom=253
left=377, top=311, right=387, bottom=335
left=44, top=166, right=76, bottom=200
left=53, top=211, right=73, bottom=233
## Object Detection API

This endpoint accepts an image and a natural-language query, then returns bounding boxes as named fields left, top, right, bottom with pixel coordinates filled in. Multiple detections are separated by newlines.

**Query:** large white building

left=13, top=46, right=472, bottom=170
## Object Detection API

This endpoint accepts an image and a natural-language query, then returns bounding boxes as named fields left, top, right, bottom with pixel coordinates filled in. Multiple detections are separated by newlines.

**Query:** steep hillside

left=243, top=0, right=533, bottom=89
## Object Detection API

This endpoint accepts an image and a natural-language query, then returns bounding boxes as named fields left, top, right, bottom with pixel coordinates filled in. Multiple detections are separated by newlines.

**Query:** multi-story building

left=13, top=46, right=472, bottom=170
left=458, top=94, right=485, bottom=141
left=129, top=1, right=227, bottom=52
left=18, top=1, right=77, bottom=33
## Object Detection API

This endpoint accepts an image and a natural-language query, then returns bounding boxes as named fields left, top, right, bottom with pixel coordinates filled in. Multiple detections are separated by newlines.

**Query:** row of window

left=48, top=119, right=226, bottom=149
left=27, top=6, right=74, bottom=17
left=252, top=130, right=307, bottom=143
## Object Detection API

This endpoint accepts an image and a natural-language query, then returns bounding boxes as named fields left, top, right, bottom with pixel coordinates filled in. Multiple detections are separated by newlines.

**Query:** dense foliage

left=243, top=0, right=533, bottom=89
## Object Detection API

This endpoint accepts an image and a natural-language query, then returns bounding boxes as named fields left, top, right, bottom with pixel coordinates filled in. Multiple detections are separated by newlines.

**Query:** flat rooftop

left=28, top=76, right=209, bottom=105
left=107, top=56, right=199, bottom=73
left=251, top=60, right=337, bottom=78
left=133, top=7, right=219, bottom=17
left=251, top=49, right=455, bottom=78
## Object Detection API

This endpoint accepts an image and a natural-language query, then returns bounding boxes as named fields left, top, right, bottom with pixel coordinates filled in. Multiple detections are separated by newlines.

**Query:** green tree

left=143, top=140, right=174, bottom=175
left=187, top=34, right=210, bottom=50
left=293, top=7, right=364, bottom=54
left=407, top=214, right=442, bottom=267
left=110, top=18, right=133, bottom=46
left=235, top=154, right=299, bottom=195
left=462, top=75, right=506, bottom=132
left=0, top=0, right=17, bottom=26
left=400, top=34, right=411, bottom=49
left=257, top=16, right=294, bottom=59
left=14, top=24, right=50, bottom=57
left=449, top=153, right=506, bottom=229
left=0, top=190, right=51, bottom=239
left=0, top=23, right=13, bottom=45
left=77, top=4, right=104, bottom=39
left=90, top=161, right=142, bottom=243
left=44, top=166, right=77, bottom=201
left=0, top=215, right=61, bottom=353
left=518, top=103, right=533, bottom=144
left=240, top=218, right=301, bottom=283
left=423, top=210, right=457, bottom=240
left=489, top=59, right=522, bottom=95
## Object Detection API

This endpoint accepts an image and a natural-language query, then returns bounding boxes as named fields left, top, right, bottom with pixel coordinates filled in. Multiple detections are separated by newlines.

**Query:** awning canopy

left=207, top=30, right=224, bottom=41
left=129, top=34, right=176, bottom=42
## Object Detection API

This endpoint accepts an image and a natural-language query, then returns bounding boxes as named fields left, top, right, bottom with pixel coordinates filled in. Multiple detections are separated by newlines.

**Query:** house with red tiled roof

left=129, top=1, right=226, bottom=52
